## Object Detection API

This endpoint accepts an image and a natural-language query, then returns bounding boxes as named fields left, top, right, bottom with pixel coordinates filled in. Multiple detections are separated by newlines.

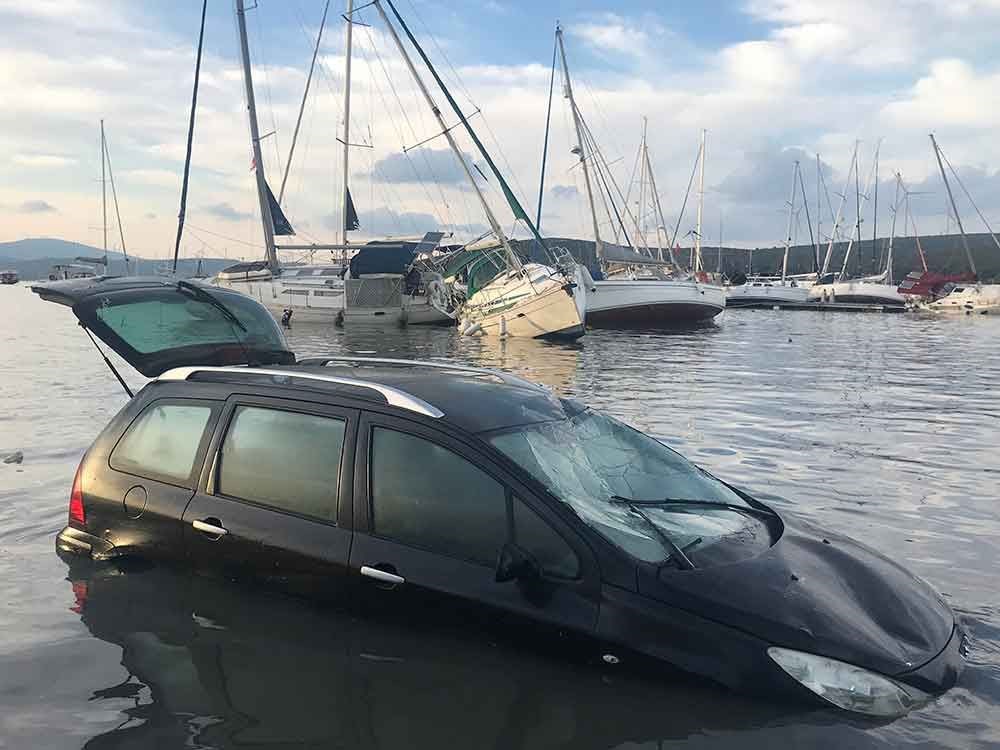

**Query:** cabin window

left=216, top=406, right=346, bottom=522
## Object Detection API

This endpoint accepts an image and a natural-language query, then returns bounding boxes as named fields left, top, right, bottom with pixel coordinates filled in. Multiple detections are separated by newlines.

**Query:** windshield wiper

left=611, top=496, right=777, bottom=521
left=609, top=497, right=696, bottom=570
left=178, top=280, right=247, bottom=332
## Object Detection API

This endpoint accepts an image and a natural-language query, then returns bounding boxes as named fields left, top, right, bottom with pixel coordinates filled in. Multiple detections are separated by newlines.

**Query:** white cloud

left=12, top=153, right=77, bottom=168
left=0, top=0, right=998, bottom=252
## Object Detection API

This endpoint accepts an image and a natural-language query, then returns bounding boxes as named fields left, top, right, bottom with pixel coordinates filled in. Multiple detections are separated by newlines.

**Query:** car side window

left=216, top=406, right=346, bottom=522
left=110, top=401, right=214, bottom=486
left=369, top=427, right=579, bottom=578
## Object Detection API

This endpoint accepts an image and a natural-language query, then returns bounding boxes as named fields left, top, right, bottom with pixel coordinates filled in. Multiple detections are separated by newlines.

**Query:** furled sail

left=265, top=182, right=295, bottom=236
left=345, top=187, right=360, bottom=231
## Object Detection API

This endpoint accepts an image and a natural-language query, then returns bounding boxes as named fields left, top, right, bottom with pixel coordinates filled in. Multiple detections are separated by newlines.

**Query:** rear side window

left=369, top=427, right=579, bottom=577
left=110, top=402, right=214, bottom=485
left=216, top=406, right=346, bottom=522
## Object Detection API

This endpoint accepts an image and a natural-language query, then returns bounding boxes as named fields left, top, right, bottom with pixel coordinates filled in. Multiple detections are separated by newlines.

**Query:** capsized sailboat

left=373, top=1, right=585, bottom=339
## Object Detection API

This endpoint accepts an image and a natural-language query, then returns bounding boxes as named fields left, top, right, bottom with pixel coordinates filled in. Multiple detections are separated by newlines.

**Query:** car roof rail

left=157, top=366, right=444, bottom=418
left=296, top=355, right=543, bottom=390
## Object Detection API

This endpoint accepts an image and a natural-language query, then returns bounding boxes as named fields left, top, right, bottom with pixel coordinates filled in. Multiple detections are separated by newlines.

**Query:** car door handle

left=192, top=519, right=228, bottom=537
left=361, top=565, right=405, bottom=585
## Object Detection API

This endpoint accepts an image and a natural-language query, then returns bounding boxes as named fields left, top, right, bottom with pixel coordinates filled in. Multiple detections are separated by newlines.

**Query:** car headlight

left=768, top=647, right=931, bottom=717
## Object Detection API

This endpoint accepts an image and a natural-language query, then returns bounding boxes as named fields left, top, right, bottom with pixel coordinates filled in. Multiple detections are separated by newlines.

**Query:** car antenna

left=81, top=324, right=133, bottom=398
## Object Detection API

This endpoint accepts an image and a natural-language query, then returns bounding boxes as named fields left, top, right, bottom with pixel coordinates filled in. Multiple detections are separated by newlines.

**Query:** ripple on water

left=1, top=296, right=999, bottom=748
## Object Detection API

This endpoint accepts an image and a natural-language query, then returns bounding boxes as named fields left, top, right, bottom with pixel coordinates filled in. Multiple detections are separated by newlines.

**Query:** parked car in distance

left=33, top=276, right=964, bottom=717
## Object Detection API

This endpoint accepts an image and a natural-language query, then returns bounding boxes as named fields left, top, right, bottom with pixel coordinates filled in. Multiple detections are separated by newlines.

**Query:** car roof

left=158, top=357, right=578, bottom=434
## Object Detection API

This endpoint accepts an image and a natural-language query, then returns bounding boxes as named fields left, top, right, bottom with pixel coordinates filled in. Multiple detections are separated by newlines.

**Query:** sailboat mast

left=871, top=144, right=879, bottom=276
left=535, top=28, right=558, bottom=232
left=814, top=154, right=821, bottom=275
left=822, top=142, right=857, bottom=276
left=173, top=0, right=208, bottom=273
left=797, top=161, right=816, bottom=275
left=635, top=118, right=648, bottom=254
left=930, top=133, right=977, bottom=279
left=340, top=0, right=354, bottom=248
left=782, top=161, right=798, bottom=282
left=102, top=130, right=128, bottom=269
left=100, top=119, right=107, bottom=260
left=555, top=24, right=603, bottom=263
left=372, top=0, right=522, bottom=270
left=235, top=0, right=278, bottom=271
left=644, top=141, right=675, bottom=265
left=694, top=129, right=706, bottom=274
left=886, top=174, right=901, bottom=287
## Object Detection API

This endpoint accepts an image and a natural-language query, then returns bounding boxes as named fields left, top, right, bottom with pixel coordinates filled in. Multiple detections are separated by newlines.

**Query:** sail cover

left=265, top=182, right=295, bottom=235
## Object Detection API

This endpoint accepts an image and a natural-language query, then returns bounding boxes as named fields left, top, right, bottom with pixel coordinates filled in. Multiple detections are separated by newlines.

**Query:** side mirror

left=495, top=542, right=541, bottom=583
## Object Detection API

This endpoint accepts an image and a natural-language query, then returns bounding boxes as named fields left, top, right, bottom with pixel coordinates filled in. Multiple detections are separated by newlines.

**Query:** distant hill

left=0, top=238, right=235, bottom=280
left=518, top=233, right=999, bottom=282
left=3, top=232, right=997, bottom=282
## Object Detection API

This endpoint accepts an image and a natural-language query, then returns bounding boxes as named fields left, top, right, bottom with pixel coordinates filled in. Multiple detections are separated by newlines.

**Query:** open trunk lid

left=31, top=276, right=295, bottom=377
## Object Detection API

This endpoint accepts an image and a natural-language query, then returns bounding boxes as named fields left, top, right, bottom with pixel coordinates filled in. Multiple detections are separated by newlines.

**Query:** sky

left=2, top=0, right=999, bottom=262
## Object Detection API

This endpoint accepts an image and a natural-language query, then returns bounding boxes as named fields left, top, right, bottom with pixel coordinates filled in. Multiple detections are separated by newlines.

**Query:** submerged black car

left=35, top=276, right=964, bottom=717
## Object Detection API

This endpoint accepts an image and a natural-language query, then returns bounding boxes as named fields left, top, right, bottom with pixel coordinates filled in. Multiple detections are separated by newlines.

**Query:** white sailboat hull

left=926, top=284, right=1000, bottom=314
left=807, top=281, right=906, bottom=307
left=214, top=274, right=345, bottom=323
left=586, top=279, right=725, bottom=325
left=461, top=263, right=586, bottom=338
left=727, top=281, right=811, bottom=308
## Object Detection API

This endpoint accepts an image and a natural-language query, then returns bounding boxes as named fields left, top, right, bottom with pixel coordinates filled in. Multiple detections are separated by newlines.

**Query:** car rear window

left=216, top=406, right=346, bottom=522
left=110, top=401, right=215, bottom=486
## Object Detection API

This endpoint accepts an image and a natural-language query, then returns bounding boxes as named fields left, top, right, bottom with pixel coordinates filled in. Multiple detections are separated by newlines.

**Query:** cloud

left=19, top=199, right=56, bottom=213
left=549, top=185, right=579, bottom=199
left=573, top=13, right=663, bottom=60
left=717, top=146, right=833, bottom=204
left=325, top=207, right=439, bottom=236
left=12, top=153, right=77, bottom=167
left=203, top=202, right=252, bottom=222
left=882, top=59, right=1000, bottom=130
left=370, top=148, right=479, bottom=186
left=123, top=168, right=178, bottom=188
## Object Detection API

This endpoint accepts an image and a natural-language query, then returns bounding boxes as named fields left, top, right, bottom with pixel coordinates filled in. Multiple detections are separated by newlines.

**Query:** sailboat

left=924, top=134, right=1000, bottom=315
left=365, top=3, right=586, bottom=339
left=808, top=141, right=906, bottom=307
left=540, top=25, right=723, bottom=326
left=213, top=0, right=453, bottom=327
left=727, top=160, right=814, bottom=308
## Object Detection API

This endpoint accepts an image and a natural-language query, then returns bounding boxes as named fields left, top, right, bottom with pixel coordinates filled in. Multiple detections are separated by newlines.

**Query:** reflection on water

left=67, top=560, right=822, bottom=749
left=1, top=290, right=999, bottom=749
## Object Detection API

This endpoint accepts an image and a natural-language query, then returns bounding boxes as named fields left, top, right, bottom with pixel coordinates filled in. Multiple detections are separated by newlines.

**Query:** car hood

left=30, top=275, right=294, bottom=377
left=640, top=516, right=954, bottom=677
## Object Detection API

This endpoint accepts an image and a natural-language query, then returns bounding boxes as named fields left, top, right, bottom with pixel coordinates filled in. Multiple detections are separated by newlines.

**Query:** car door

left=349, top=412, right=600, bottom=634
left=99, top=397, right=222, bottom=560
left=182, top=395, right=358, bottom=599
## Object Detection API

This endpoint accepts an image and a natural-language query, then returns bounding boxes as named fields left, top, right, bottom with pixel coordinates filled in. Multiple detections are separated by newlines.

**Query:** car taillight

left=69, top=462, right=86, bottom=527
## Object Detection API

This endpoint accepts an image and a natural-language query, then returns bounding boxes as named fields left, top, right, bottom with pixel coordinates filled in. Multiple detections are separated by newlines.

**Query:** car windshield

left=488, top=409, right=755, bottom=564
